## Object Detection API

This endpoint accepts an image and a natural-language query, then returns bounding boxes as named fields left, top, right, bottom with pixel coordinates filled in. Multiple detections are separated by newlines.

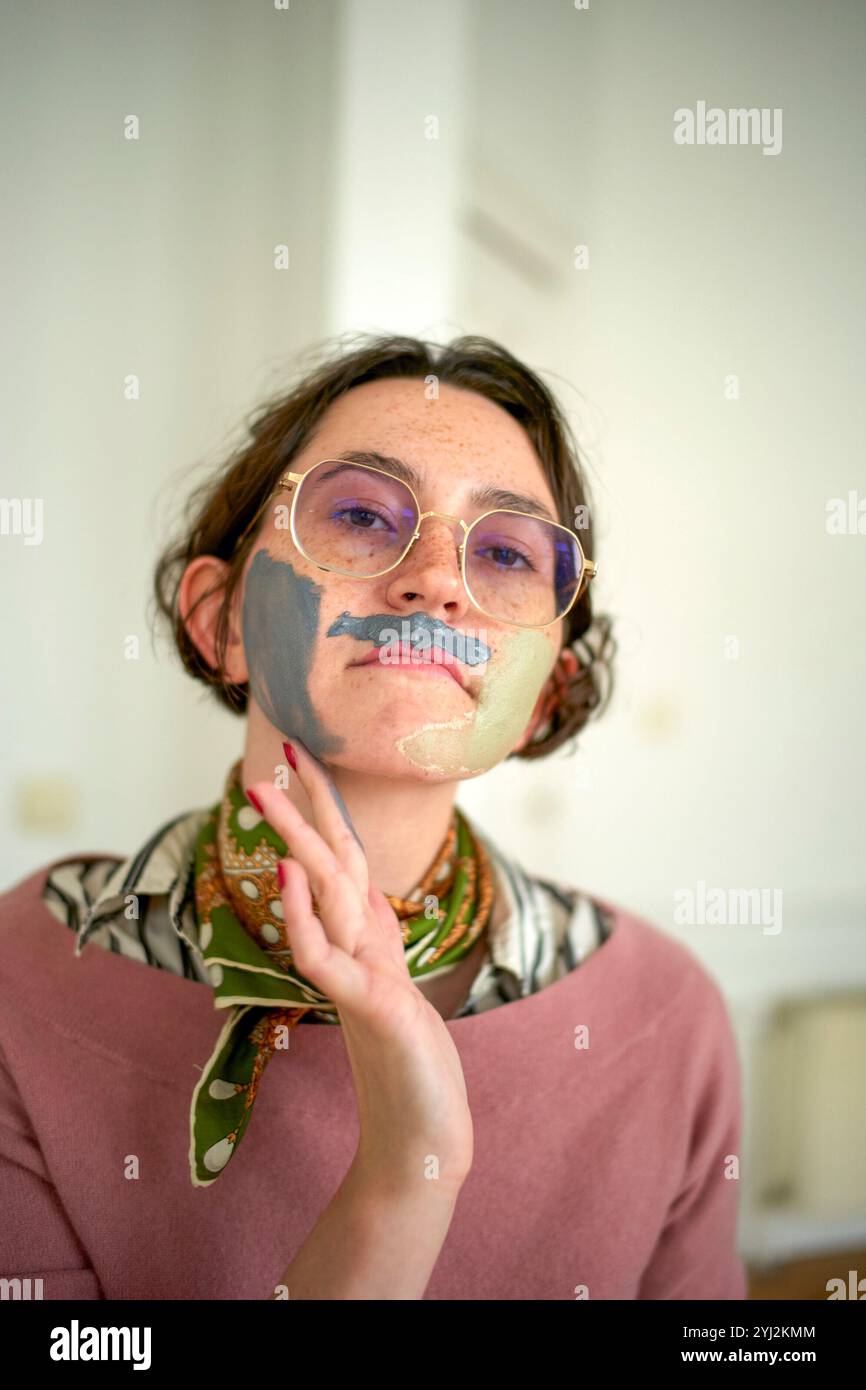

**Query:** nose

left=383, top=513, right=473, bottom=623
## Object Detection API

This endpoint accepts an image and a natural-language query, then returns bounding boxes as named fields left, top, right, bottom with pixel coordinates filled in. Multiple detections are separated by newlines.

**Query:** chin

left=326, top=696, right=480, bottom=778
left=335, top=746, right=463, bottom=783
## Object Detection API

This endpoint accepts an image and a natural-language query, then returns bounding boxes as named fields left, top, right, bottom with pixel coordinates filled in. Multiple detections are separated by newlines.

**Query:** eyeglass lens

left=293, top=461, right=581, bottom=625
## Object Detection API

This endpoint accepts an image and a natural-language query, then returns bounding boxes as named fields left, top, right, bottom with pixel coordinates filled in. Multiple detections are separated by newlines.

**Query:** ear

left=179, top=556, right=249, bottom=685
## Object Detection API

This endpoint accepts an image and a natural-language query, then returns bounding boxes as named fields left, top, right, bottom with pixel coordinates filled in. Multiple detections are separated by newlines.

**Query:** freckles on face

left=241, top=547, right=345, bottom=759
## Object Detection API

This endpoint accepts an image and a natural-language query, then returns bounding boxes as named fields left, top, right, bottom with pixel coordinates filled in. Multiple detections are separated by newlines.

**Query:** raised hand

left=246, top=739, right=474, bottom=1189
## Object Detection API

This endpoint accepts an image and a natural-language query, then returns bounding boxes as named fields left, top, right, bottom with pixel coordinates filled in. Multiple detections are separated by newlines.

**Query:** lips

left=350, top=640, right=468, bottom=691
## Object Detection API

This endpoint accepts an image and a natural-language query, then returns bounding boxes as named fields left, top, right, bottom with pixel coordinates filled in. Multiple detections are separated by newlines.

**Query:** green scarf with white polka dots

left=188, top=760, right=493, bottom=1187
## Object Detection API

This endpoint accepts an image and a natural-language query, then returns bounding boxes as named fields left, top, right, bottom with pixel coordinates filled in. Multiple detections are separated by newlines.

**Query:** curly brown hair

left=152, top=331, right=615, bottom=760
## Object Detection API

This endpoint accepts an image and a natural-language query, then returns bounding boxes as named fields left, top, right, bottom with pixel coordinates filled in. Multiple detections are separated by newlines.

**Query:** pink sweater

left=0, top=856, right=748, bottom=1300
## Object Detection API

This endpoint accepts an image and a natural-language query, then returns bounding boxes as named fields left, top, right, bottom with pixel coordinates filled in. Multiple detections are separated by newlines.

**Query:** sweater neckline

left=0, top=855, right=640, bottom=1086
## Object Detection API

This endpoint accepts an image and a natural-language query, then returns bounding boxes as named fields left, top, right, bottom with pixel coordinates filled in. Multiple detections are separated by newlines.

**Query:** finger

left=278, top=858, right=366, bottom=1006
left=307, top=855, right=370, bottom=956
left=251, top=779, right=367, bottom=955
left=248, top=778, right=339, bottom=906
left=282, top=738, right=369, bottom=896
left=367, top=882, right=411, bottom=971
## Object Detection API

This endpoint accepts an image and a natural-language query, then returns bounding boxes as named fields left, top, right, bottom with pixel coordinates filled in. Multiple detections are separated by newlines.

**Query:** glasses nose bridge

left=412, top=507, right=468, bottom=554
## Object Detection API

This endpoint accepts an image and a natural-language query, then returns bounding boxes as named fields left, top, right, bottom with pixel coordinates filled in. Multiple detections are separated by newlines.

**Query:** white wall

left=325, top=0, right=469, bottom=338
left=449, top=0, right=866, bottom=942
left=1, top=0, right=340, bottom=879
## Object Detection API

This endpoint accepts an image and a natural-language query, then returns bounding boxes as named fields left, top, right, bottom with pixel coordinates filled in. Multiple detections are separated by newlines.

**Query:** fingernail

left=282, top=741, right=297, bottom=771
left=246, top=788, right=264, bottom=815
left=276, top=860, right=287, bottom=889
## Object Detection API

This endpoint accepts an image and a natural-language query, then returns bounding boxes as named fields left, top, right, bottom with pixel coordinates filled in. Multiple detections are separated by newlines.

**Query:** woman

left=0, top=334, right=747, bottom=1300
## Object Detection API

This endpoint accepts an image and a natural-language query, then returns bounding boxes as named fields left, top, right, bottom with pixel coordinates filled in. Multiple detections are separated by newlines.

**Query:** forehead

left=299, top=377, right=552, bottom=496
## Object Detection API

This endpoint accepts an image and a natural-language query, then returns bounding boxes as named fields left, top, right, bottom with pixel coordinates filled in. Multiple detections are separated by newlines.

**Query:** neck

left=240, top=724, right=460, bottom=902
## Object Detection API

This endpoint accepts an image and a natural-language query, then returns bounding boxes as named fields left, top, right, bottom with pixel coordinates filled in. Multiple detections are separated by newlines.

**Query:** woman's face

left=236, top=377, right=564, bottom=780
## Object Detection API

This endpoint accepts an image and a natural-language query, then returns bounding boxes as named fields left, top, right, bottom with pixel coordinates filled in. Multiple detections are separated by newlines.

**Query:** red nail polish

left=246, top=788, right=264, bottom=815
left=282, top=741, right=297, bottom=771
left=276, top=860, right=287, bottom=889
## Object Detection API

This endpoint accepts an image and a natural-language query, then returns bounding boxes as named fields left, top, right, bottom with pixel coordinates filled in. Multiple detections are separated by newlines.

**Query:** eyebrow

left=329, top=450, right=558, bottom=523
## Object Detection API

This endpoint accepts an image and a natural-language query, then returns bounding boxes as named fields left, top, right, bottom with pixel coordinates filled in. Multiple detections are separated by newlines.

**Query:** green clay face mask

left=394, top=627, right=553, bottom=777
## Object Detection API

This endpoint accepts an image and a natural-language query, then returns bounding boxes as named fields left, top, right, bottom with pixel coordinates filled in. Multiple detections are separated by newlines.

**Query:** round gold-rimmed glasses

left=259, top=457, right=597, bottom=630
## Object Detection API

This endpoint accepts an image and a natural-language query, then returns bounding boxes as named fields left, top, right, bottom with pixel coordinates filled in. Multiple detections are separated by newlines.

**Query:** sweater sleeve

left=0, top=1040, right=103, bottom=1299
left=637, top=979, right=749, bottom=1301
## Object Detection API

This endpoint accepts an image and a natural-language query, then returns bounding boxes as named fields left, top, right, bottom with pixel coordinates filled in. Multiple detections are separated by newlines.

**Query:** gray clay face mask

left=242, top=547, right=554, bottom=783
left=242, top=548, right=345, bottom=760
left=326, top=609, right=492, bottom=667
left=243, top=549, right=366, bottom=845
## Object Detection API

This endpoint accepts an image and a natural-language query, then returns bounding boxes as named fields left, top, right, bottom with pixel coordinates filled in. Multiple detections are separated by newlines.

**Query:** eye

left=473, top=541, right=536, bottom=571
left=330, top=504, right=393, bottom=532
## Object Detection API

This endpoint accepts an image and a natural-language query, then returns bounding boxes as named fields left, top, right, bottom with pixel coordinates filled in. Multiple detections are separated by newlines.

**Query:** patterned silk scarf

left=189, top=759, right=494, bottom=1187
